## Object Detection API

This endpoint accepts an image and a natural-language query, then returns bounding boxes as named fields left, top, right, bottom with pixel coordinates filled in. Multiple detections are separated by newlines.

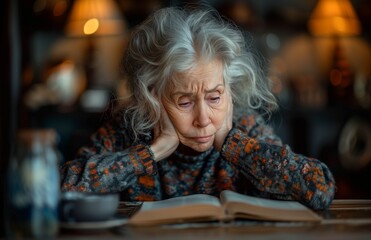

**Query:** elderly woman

left=60, top=7, right=335, bottom=209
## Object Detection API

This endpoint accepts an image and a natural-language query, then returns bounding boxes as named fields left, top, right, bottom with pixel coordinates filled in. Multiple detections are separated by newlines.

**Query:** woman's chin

left=193, top=144, right=213, bottom=152
left=181, top=142, right=213, bottom=154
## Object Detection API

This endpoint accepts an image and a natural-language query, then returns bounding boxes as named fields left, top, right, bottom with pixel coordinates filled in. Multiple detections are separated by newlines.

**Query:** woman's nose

left=193, top=102, right=211, bottom=128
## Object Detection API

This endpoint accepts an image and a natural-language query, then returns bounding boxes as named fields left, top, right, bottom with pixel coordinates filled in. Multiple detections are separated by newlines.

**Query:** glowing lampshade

left=308, top=0, right=361, bottom=37
left=65, top=0, right=126, bottom=36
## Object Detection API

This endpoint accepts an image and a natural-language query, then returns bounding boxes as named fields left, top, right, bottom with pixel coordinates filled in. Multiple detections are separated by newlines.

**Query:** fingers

left=153, top=121, right=160, bottom=140
left=214, top=92, right=234, bottom=151
left=159, top=105, right=171, bottom=132
left=150, top=94, right=180, bottom=161
left=224, top=90, right=233, bottom=128
left=151, top=89, right=161, bottom=139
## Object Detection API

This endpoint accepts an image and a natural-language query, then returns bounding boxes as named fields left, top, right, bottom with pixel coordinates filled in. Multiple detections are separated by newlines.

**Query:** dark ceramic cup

left=59, top=192, right=120, bottom=222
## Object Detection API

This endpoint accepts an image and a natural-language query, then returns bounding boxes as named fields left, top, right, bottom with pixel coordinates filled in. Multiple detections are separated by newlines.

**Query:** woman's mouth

left=191, top=135, right=213, bottom=143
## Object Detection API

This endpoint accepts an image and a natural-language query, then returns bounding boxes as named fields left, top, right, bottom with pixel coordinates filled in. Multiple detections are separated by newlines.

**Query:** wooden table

left=59, top=199, right=371, bottom=239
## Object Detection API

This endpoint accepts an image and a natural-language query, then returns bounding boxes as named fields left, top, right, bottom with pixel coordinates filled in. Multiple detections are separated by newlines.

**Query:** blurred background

left=1, top=0, right=371, bottom=215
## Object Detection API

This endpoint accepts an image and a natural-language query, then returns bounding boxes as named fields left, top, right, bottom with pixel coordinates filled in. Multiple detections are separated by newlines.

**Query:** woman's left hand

left=151, top=99, right=180, bottom=161
left=214, top=92, right=233, bottom=151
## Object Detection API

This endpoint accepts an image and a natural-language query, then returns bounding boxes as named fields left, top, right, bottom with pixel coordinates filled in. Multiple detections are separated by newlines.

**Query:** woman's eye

left=178, top=98, right=193, bottom=108
left=208, top=95, right=221, bottom=104
left=178, top=102, right=191, bottom=108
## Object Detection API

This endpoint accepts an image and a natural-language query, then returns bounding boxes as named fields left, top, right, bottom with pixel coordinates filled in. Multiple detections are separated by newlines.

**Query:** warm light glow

left=65, top=0, right=126, bottom=36
left=84, top=18, right=99, bottom=35
left=308, top=0, right=361, bottom=37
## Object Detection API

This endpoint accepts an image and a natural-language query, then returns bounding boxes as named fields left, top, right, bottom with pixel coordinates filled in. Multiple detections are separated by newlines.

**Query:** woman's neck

left=177, top=143, right=210, bottom=156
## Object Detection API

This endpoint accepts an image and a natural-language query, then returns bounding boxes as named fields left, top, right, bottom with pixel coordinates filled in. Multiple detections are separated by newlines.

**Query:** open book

left=127, top=190, right=322, bottom=225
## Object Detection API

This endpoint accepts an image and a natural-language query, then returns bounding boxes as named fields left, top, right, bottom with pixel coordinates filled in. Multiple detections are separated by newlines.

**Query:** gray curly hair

left=118, top=7, right=277, bottom=141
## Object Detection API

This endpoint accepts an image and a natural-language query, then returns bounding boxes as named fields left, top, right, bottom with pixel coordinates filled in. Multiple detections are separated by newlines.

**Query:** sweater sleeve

left=59, top=121, right=161, bottom=201
left=221, top=114, right=336, bottom=210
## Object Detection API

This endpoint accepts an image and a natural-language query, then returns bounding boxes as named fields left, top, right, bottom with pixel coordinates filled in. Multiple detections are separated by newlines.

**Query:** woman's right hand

left=150, top=101, right=179, bottom=161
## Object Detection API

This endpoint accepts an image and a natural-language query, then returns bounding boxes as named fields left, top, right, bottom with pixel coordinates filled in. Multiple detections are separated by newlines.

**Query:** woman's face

left=162, top=59, right=230, bottom=152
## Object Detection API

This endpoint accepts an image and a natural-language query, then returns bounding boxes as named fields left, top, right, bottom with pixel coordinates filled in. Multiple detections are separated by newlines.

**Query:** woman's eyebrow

left=205, top=84, right=224, bottom=93
left=171, top=84, right=225, bottom=97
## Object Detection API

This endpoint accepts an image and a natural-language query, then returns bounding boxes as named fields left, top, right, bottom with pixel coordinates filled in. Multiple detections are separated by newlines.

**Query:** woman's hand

left=214, top=92, right=233, bottom=151
left=150, top=100, right=179, bottom=161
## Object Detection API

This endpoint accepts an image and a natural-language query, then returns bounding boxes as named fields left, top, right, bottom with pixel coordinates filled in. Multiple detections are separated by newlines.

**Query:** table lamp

left=65, top=0, right=125, bottom=37
left=308, top=0, right=361, bottom=37
left=64, top=0, right=126, bottom=110
left=65, top=0, right=126, bottom=87
left=308, top=0, right=362, bottom=106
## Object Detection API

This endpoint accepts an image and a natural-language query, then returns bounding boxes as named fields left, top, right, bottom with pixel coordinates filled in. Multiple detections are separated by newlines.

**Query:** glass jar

left=6, top=129, right=61, bottom=239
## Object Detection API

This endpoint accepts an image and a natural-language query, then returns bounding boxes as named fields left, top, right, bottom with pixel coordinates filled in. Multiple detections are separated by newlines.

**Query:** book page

left=220, top=190, right=321, bottom=222
left=129, top=194, right=224, bottom=225
left=220, top=190, right=307, bottom=210
left=140, top=194, right=221, bottom=211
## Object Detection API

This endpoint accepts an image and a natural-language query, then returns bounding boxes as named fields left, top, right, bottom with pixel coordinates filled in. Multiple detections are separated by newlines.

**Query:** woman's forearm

left=221, top=128, right=336, bottom=210
left=60, top=144, right=158, bottom=193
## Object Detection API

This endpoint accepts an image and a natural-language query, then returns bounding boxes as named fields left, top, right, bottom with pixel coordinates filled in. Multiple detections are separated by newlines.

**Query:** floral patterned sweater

left=60, top=110, right=335, bottom=210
